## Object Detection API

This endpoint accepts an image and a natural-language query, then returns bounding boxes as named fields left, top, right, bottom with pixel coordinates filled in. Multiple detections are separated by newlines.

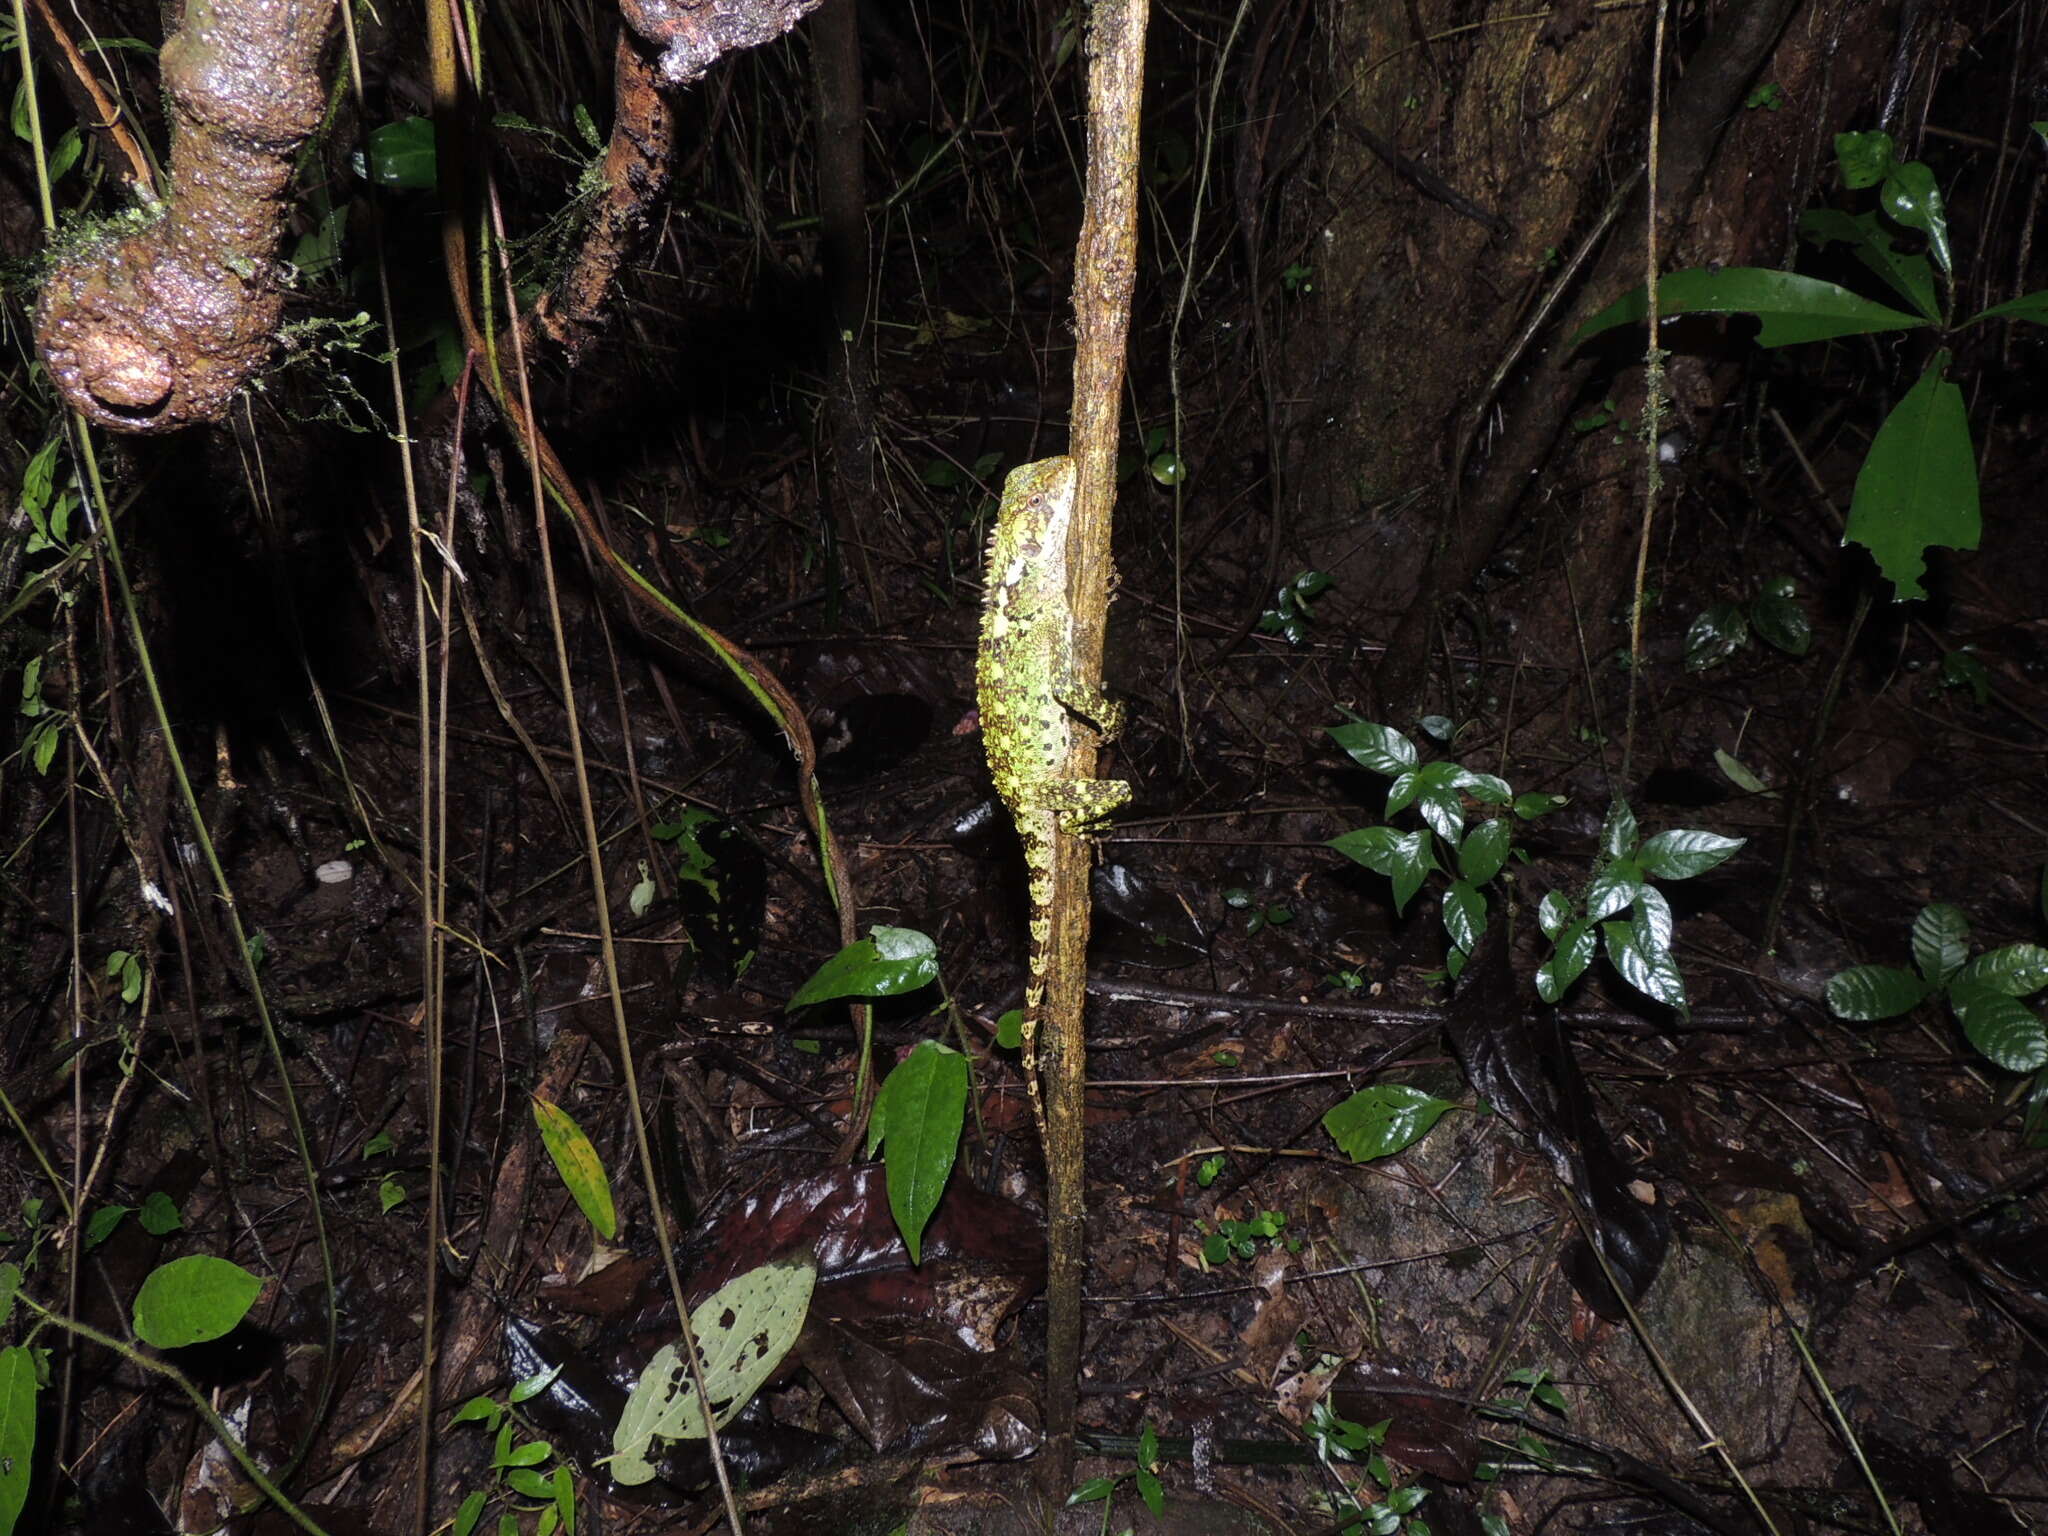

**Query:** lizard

left=976, top=455, right=1132, bottom=1144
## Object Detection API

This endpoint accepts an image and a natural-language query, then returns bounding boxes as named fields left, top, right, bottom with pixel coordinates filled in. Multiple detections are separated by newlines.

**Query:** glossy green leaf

left=1846, top=352, right=1979, bottom=601
left=1458, top=819, right=1512, bottom=885
left=1834, top=130, right=1897, bottom=188
left=1798, top=208, right=1940, bottom=322
left=1684, top=602, right=1748, bottom=672
left=1328, top=721, right=1417, bottom=777
left=84, top=1206, right=129, bottom=1250
left=1633, top=883, right=1674, bottom=957
left=1601, top=799, right=1638, bottom=860
left=1537, top=919, right=1596, bottom=1004
left=0, top=1347, right=32, bottom=1536
left=1454, top=770, right=1514, bottom=805
left=1330, top=826, right=1405, bottom=876
left=1879, top=161, right=1951, bottom=278
left=1385, top=829, right=1437, bottom=916
left=1537, top=890, right=1573, bottom=941
left=1573, top=268, right=1926, bottom=350
left=611, top=1257, right=817, bottom=1481
left=1585, top=859, right=1643, bottom=921
left=1414, top=780, right=1466, bottom=847
left=132, top=1255, right=265, bottom=1348
left=1442, top=880, right=1486, bottom=956
left=1910, top=904, right=1970, bottom=987
left=553, top=1464, right=575, bottom=1535
left=533, top=1096, right=616, bottom=1241
left=1514, top=792, right=1567, bottom=820
left=787, top=926, right=939, bottom=1009
left=1323, top=1084, right=1458, bottom=1163
left=1748, top=584, right=1812, bottom=656
left=1824, top=964, right=1931, bottom=1021
left=1949, top=986, right=2048, bottom=1073
left=1715, top=749, right=1773, bottom=795
left=1603, top=922, right=1687, bottom=1013
left=362, top=116, right=438, bottom=190
left=1953, top=944, right=2048, bottom=998
left=872, top=1041, right=967, bottom=1264
left=452, top=1489, right=488, bottom=1536
left=1637, top=829, right=1744, bottom=881
left=1066, top=1477, right=1117, bottom=1505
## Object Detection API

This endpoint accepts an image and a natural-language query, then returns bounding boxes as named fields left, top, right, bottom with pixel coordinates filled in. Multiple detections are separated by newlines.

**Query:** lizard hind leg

left=1039, top=776, right=1132, bottom=835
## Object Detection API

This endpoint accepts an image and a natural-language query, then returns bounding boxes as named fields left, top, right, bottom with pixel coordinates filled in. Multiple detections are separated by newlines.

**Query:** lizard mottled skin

left=977, top=456, right=1131, bottom=1143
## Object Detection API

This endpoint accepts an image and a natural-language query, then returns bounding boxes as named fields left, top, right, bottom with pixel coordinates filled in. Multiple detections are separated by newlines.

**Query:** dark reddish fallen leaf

left=1330, top=1366, right=1485, bottom=1482
left=799, top=1315, right=1039, bottom=1457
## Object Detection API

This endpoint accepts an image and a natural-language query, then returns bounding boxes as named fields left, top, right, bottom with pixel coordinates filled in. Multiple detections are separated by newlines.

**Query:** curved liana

left=35, top=0, right=333, bottom=433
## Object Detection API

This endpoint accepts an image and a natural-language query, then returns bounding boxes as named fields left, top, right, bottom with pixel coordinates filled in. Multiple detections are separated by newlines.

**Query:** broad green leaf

left=1603, top=922, right=1687, bottom=1013
left=495, top=1438, right=553, bottom=1470
left=0, top=1347, right=32, bottom=1536
left=0, top=1265, right=18, bottom=1330
left=1327, top=721, right=1417, bottom=777
left=1949, top=985, right=2048, bottom=1073
left=553, top=1464, right=575, bottom=1536
left=1514, top=792, right=1567, bottom=820
left=1684, top=602, right=1748, bottom=672
left=1969, top=290, right=2048, bottom=326
left=1453, top=770, right=1514, bottom=806
left=1824, top=964, right=1931, bottom=1021
left=1572, top=268, right=1926, bottom=350
left=1880, top=161, right=1951, bottom=278
left=84, top=1206, right=129, bottom=1250
left=132, top=1255, right=265, bottom=1348
left=1067, top=1477, right=1117, bottom=1505
left=1383, top=829, right=1438, bottom=916
left=453, top=1489, right=488, bottom=1536
left=1799, top=208, right=1940, bottom=321
left=1633, top=883, right=1674, bottom=958
left=533, top=1096, right=616, bottom=1241
left=511, top=1365, right=564, bottom=1404
left=1323, top=1084, right=1457, bottom=1163
left=1537, top=919, right=1596, bottom=1003
left=1846, top=352, right=1979, bottom=601
left=1953, top=944, right=2048, bottom=998
left=1384, top=768, right=1420, bottom=815
left=1748, top=583, right=1812, bottom=656
left=1442, top=880, right=1486, bottom=957
left=1834, top=130, right=1896, bottom=188
left=1137, top=1463, right=1164, bottom=1516
left=610, top=1257, right=817, bottom=1481
left=1600, top=799, right=1638, bottom=860
left=361, top=116, right=438, bottom=190
left=787, top=927, right=938, bottom=1009
left=1329, top=826, right=1406, bottom=876
left=507, top=1467, right=556, bottom=1499
left=1458, top=819, right=1512, bottom=885
left=138, top=1190, right=183, bottom=1236
left=1586, top=859, right=1643, bottom=921
left=1537, top=890, right=1572, bottom=941
left=449, top=1395, right=502, bottom=1428
left=871, top=1040, right=967, bottom=1264
left=1637, top=829, right=1744, bottom=880
left=1414, top=780, right=1466, bottom=847
left=1910, top=903, right=1970, bottom=987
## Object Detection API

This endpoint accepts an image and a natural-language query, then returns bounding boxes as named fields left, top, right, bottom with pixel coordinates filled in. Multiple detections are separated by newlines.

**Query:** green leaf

left=1459, top=819, right=1512, bottom=885
left=139, top=1190, right=183, bottom=1236
left=1948, top=985, right=2048, bottom=1073
left=1748, top=582, right=1812, bottom=656
left=1798, top=209, right=1940, bottom=322
left=511, top=1365, right=564, bottom=1404
left=1953, top=944, right=2048, bottom=998
left=1824, top=964, right=1931, bottom=1021
left=84, top=1205, right=129, bottom=1250
left=1066, top=1477, right=1117, bottom=1505
left=1137, top=1463, right=1164, bottom=1516
left=1328, top=722, right=1417, bottom=777
left=379, top=1177, right=406, bottom=1214
left=553, top=1464, right=575, bottom=1536
left=1968, top=289, right=2048, bottom=326
left=1585, top=858, right=1642, bottom=921
left=1413, top=778, right=1466, bottom=846
left=872, top=1041, right=967, bottom=1265
left=1880, top=161, right=1951, bottom=278
left=361, top=116, right=438, bottom=190
left=1330, top=826, right=1406, bottom=877
left=132, top=1255, right=265, bottom=1348
left=1633, top=883, right=1674, bottom=957
left=1603, top=922, right=1687, bottom=1013
left=1714, top=749, right=1773, bottom=795
left=1846, top=352, right=1979, bottom=601
left=1910, top=904, right=1970, bottom=987
left=1637, top=829, right=1744, bottom=880
left=787, top=927, right=939, bottom=1009
left=495, top=1438, right=553, bottom=1470
left=453, top=1489, right=488, bottom=1536
left=1537, top=891, right=1573, bottom=940
left=994, top=1008, right=1024, bottom=1051
left=533, top=1096, right=616, bottom=1241
left=1834, top=130, right=1897, bottom=188
left=1384, top=829, right=1438, bottom=916
left=0, top=1347, right=33, bottom=1536
left=1513, top=792, right=1567, bottom=820
left=1537, top=920, right=1596, bottom=1004
left=1684, top=602, right=1748, bottom=672
left=1323, top=1084, right=1457, bottom=1163
left=1454, top=770, right=1514, bottom=806
left=1442, top=880, right=1486, bottom=956
left=449, top=1395, right=502, bottom=1428
left=610, top=1257, right=817, bottom=1482
left=0, top=1265, right=19, bottom=1330
left=1572, top=268, right=1926, bottom=350
left=1600, top=799, right=1638, bottom=860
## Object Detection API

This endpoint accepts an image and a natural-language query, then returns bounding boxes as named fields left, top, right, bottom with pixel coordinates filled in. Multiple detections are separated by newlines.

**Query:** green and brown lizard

left=977, top=456, right=1131, bottom=1142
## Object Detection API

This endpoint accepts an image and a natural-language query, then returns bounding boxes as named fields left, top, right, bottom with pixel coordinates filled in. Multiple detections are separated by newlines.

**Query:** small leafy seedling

left=1067, top=1420, right=1164, bottom=1531
left=1195, top=1209, right=1297, bottom=1268
left=449, top=1372, right=577, bottom=1536
left=1225, top=887, right=1294, bottom=936
left=1304, top=1400, right=1432, bottom=1535
left=1259, top=570, right=1334, bottom=646
left=1684, top=576, right=1812, bottom=672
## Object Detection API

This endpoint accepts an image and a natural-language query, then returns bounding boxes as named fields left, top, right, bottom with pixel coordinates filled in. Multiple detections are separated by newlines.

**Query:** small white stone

left=314, top=859, right=354, bottom=884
